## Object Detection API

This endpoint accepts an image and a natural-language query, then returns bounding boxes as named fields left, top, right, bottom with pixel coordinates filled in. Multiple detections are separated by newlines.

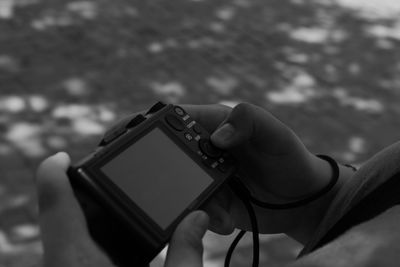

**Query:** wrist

left=308, top=154, right=352, bottom=200
left=286, top=155, right=352, bottom=244
left=281, top=153, right=335, bottom=199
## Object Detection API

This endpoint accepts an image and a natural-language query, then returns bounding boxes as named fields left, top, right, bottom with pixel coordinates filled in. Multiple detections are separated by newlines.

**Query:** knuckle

left=211, top=103, right=232, bottom=120
left=229, top=103, right=260, bottom=139
left=233, top=102, right=256, bottom=116
left=215, top=103, right=233, bottom=113
left=230, top=102, right=257, bottom=124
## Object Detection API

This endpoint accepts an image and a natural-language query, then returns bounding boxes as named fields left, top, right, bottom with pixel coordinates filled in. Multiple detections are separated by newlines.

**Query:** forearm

left=285, top=156, right=354, bottom=245
left=287, top=206, right=400, bottom=267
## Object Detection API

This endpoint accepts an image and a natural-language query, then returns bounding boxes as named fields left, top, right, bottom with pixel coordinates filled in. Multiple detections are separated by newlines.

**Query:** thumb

left=211, top=103, right=297, bottom=154
left=36, top=152, right=94, bottom=259
left=165, top=211, right=209, bottom=267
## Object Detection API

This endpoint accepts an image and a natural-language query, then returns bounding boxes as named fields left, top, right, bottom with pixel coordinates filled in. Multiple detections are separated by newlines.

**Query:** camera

left=67, top=102, right=236, bottom=267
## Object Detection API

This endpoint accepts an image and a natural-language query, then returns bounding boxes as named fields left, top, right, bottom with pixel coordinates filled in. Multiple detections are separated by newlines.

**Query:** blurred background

left=1, top=0, right=400, bottom=266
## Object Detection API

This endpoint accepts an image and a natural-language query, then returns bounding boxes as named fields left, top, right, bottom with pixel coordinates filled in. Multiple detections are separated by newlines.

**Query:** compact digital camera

left=67, top=102, right=236, bottom=267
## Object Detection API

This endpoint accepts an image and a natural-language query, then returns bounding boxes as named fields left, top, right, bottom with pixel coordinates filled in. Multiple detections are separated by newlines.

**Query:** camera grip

left=68, top=167, right=152, bottom=267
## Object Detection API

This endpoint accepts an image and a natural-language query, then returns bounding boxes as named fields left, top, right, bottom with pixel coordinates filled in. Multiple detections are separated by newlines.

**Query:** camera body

left=67, top=102, right=236, bottom=267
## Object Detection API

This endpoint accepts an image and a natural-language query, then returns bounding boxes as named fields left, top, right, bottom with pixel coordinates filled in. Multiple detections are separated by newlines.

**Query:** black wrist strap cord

left=225, top=154, right=340, bottom=267
left=225, top=178, right=260, bottom=267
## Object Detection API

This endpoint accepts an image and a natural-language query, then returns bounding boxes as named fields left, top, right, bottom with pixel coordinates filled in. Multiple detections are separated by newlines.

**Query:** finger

left=211, top=103, right=298, bottom=154
left=203, top=202, right=235, bottom=235
left=36, top=152, right=92, bottom=252
left=165, top=211, right=209, bottom=267
left=182, top=104, right=231, bottom=133
left=202, top=188, right=235, bottom=235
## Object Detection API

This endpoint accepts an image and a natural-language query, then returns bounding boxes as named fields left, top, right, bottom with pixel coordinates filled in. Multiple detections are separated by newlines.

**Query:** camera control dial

left=199, top=139, right=223, bottom=158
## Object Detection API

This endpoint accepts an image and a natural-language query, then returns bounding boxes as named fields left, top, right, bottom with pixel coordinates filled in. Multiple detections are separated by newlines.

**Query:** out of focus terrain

left=1, top=0, right=400, bottom=266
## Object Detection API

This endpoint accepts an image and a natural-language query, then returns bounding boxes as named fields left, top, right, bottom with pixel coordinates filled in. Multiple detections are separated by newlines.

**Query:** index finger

left=182, top=104, right=231, bottom=133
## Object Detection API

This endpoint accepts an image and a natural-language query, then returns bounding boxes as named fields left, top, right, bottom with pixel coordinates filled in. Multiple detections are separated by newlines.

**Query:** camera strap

left=226, top=178, right=260, bottom=267
left=225, top=155, right=340, bottom=267
left=96, top=102, right=340, bottom=267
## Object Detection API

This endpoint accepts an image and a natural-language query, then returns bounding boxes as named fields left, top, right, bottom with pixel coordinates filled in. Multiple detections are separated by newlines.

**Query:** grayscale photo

left=1, top=0, right=400, bottom=266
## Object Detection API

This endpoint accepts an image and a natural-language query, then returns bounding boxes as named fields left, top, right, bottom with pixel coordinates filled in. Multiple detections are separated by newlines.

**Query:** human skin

left=36, top=153, right=210, bottom=267
left=183, top=103, right=354, bottom=244
left=36, top=102, right=355, bottom=266
left=36, top=151, right=400, bottom=267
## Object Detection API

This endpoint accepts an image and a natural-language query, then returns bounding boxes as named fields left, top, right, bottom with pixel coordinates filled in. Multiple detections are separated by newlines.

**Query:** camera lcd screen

left=101, top=127, right=213, bottom=230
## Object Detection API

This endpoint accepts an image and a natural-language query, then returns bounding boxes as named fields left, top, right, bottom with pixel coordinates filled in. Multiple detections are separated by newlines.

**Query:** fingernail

left=212, top=123, right=235, bottom=144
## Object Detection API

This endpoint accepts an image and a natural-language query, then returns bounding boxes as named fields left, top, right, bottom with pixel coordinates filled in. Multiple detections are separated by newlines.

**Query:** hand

left=36, top=152, right=209, bottom=267
left=183, top=103, right=343, bottom=243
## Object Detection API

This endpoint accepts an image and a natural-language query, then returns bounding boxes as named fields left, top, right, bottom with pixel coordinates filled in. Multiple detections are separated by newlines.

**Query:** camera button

left=174, top=107, right=185, bottom=116
left=165, top=115, right=185, bottom=131
left=187, top=121, right=196, bottom=129
left=199, top=139, right=222, bottom=158
left=202, top=157, right=216, bottom=168
left=184, top=132, right=193, bottom=141
left=193, top=124, right=202, bottom=134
